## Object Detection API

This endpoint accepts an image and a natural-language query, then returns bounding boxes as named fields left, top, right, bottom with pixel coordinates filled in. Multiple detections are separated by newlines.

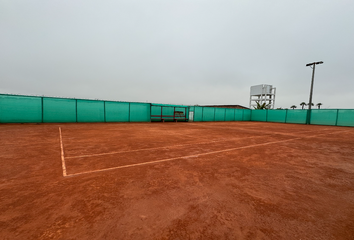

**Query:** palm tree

left=300, top=102, right=306, bottom=109
left=254, top=101, right=270, bottom=109
left=316, top=103, right=322, bottom=109
left=307, top=103, right=314, bottom=107
left=290, top=105, right=297, bottom=110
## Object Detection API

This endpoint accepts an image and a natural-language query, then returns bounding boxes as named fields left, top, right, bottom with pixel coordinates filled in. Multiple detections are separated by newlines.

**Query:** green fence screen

left=0, top=95, right=42, bottom=123
left=190, top=107, right=248, bottom=122
left=151, top=105, right=161, bottom=118
left=1, top=94, right=354, bottom=127
left=243, top=109, right=251, bottom=121
left=105, top=102, right=130, bottom=122
left=129, top=103, right=150, bottom=122
left=225, top=109, right=235, bottom=121
left=267, top=110, right=287, bottom=123
left=77, top=100, right=105, bottom=122
left=193, top=106, right=203, bottom=122
left=286, top=110, right=307, bottom=124
left=150, top=104, right=189, bottom=122
left=161, top=106, right=174, bottom=116
left=202, top=107, right=215, bottom=121
left=337, top=110, right=354, bottom=127
left=43, top=97, right=76, bottom=123
left=310, top=109, right=337, bottom=126
left=215, top=108, right=225, bottom=121
left=234, top=109, right=242, bottom=121
left=251, top=110, right=267, bottom=122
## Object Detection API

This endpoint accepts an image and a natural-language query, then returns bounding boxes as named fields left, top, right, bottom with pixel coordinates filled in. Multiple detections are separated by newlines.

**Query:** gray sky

left=1, top=0, right=354, bottom=109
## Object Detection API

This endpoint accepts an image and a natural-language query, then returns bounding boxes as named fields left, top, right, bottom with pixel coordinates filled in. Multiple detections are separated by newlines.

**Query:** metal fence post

left=306, top=109, right=311, bottom=125
left=285, top=109, right=288, bottom=123
left=201, top=107, right=204, bottom=122
left=75, top=99, right=78, bottom=122
left=335, top=109, right=339, bottom=126
left=103, top=101, right=106, bottom=122
left=41, top=97, right=44, bottom=123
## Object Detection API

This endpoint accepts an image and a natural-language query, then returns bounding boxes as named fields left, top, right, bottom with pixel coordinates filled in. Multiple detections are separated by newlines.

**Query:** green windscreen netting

left=193, top=107, right=203, bottom=121
left=202, top=107, right=215, bottom=121
left=225, top=109, right=235, bottom=121
left=1, top=94, right=354, bottom=126
left=0, top=95, right=42, bottom=123
left=43, top=97, right=76, bottom=123
left=235, top=109, right=243, bottom=121
left=162, top=106, right=174, bottom=116
left=267, top=110, right=287, bottom=123
left=130, top=103, right=150, bottom=122
left=151, top=104, right=189, bottom=122
left=105, top=102, right=129, bottom=122
left=174, top=107, right=188, bottom=120
left=286, top=110, right=307, bottom=124
left=77, top=100, right=105, bottom=122
left=251, top=110, right=267, bottom=121
left=310, top=109, right=337, bottom=126
left=215, top=108, right=226, bottom=121
left=193, top=107, right=246, bottom=122
left=151, top=105, right=161, bottom=118
left=337, top=110, right=354, bottom=127
left=243, top=109, right=251, bottom=121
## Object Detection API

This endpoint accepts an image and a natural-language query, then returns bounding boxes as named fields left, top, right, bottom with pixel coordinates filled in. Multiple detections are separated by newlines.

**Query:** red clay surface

left=0, top=122, right=354, bottom=240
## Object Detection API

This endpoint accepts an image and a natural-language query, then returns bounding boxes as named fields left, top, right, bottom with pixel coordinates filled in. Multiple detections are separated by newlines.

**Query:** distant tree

left=316, top=103, right=323, bottom=109
left=307, top=103, right=314, bottom=107
left=254, top=101, right=270, bottom=110
left=276, top=107, right=283, bottom=110
left=300, top=102, right=306, bottom=109
left=290, top=105, right=297, bottom=110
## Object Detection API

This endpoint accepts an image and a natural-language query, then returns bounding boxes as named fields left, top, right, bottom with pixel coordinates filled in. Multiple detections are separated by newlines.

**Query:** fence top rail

left=151, top=104, right=190, bottom=108
left=0, top=93, right=148, bottom=105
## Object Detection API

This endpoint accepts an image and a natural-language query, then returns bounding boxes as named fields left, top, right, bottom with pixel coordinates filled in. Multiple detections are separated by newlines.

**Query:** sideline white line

left=65, top=129, right=352, bottom=177
left=59, top=127, right=67, bottom=177
left=65, top=135, right=265, bottom=159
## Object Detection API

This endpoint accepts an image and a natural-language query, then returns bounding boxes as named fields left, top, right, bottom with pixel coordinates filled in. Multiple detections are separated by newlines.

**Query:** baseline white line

left=66, top=128, right=348, bottom=160
left=65, top=129, right=352, bottom=177
left=66, top=137, right=301, bottom=177
left=59, top=127, right=67, bottom=177
left=65, top=135, right=265, bottom=159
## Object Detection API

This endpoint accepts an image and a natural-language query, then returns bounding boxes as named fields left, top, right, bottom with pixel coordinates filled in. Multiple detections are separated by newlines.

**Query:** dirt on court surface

left=1, top=122, right=354, bottom=240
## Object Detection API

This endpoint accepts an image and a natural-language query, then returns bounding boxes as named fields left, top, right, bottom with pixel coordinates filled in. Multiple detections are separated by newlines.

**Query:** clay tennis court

left=1, top=122, right=354, bottom=239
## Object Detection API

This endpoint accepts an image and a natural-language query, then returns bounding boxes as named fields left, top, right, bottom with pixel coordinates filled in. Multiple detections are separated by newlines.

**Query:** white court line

left=191, top=124, right=335, bottom=137
left=59, top=127, right=67, bottom=177
left=66, top=137, right=302, bottom=177
left=64, top=129, right=352, bottom=177
left=65, top=135, right=265, bottom=159
left=73, top=127, right=333, bottom=159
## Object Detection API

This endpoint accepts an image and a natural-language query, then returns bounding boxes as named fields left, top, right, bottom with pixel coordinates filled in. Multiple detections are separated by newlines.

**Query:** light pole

left=306, top=61, right=323, bottom=124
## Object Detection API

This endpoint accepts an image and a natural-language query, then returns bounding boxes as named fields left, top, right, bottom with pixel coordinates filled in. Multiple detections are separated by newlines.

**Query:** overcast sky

left=1, top=0, right=353, bottom=109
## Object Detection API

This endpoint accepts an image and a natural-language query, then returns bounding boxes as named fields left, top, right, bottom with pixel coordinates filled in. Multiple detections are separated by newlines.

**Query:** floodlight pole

left=306, top=61, right=323, bottom=124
